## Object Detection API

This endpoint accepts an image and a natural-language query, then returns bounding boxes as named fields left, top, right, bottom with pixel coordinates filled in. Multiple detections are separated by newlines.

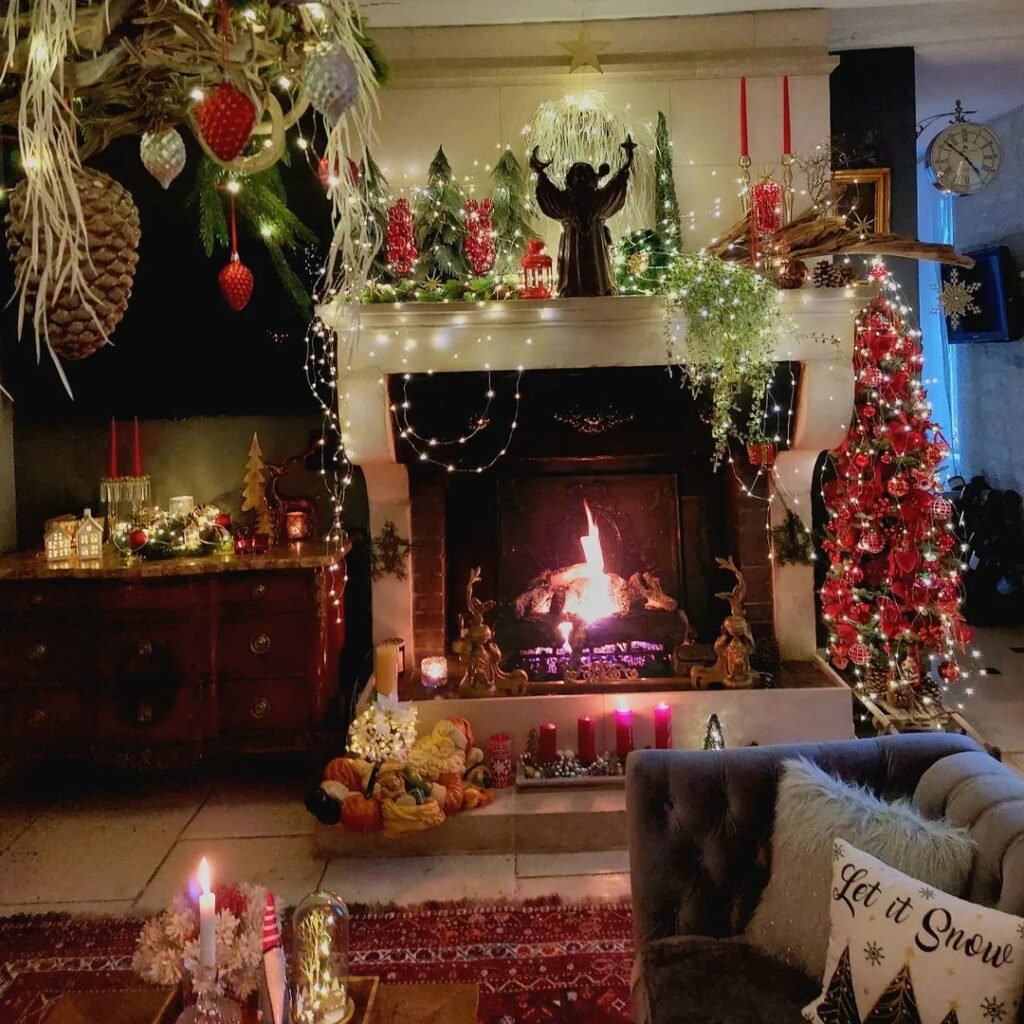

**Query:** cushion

left=804, top=841, right=1024, bottom=1024
left=745, top=757, right=976, bottom=981
left=634, top=935, right=818, bottom=1024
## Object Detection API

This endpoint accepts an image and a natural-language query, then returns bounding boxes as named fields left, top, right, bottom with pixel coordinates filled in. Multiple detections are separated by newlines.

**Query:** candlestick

left=782, top=75, right=792, bottom=156
left=614, top=708, right=634, bottom=761
left=781, top=151, right=794, bottom=223
left=739, top=76, right=749, bottom=158
left=132, top=417, right=143, bottom=477
left=197, top=857, right=216, bottom=970
left=654, top=703, right=673, bottom=750
left=538, top=722, right=557, bottom=763
left=578, top=715, right=596, bottom=762
left=109, top=419, right=118, bottom=478
left=374, top=642, right=400, bottom=699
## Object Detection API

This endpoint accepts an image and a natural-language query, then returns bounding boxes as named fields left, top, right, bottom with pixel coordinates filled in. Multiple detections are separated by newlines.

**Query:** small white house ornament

left=76, top=508, right=104, bottom=561
left=44, top=525, right=72, bottom=563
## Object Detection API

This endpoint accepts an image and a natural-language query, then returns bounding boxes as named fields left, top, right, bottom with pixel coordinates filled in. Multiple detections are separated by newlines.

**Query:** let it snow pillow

left=804, top=840, right=1024, bottom=1024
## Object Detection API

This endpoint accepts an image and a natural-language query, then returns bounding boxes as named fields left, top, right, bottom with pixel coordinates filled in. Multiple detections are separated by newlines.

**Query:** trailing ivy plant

left=664, top=253, right=783, bottom=467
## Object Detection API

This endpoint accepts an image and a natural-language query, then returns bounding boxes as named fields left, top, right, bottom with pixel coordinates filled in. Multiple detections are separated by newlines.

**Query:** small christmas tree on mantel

left=490, top=149, right=536, bottom=281
left=821, top=265, right=973, bottom=705
left=242, top=433, right=275, bottom=537
left=414, top=146, right=470, bottom=282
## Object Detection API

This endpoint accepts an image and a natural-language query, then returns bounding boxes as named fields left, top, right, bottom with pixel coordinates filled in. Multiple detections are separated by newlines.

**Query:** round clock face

left=927, top=122, right=1003, bottom=196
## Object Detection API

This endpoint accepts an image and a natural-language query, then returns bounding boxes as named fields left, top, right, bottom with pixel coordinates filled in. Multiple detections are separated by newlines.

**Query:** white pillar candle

left=374, top=642, right=400, bottom=699
left=197, top=857, right=216, bottom=969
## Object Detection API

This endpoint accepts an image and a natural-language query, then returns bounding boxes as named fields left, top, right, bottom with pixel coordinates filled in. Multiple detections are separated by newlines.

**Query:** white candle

left=374, top=642, right=400, bottom=698
left=197, top=856, right=216, bottom=969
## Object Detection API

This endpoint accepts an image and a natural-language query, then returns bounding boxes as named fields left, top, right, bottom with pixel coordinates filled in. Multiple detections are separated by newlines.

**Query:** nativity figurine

left=529, top=136, right=637, bottom=297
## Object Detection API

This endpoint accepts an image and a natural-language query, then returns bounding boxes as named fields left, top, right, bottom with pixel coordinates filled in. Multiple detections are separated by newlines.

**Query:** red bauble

left=219, top=254, right=254, bottom=311
left=317, top=155, right=360, bottom=191
left=860, top=404, right=877, bottom=420
left=195, top=83, right=256, bottom=162
left=128, top=528, right=148, bottom=550
left=860, top=366, right=882, bottom=388
left=930, top=496, right=954, bottom=520
left=858, top=528, right=885, bottom=554
left=868, top=261, right=889, bottom=282
left=936, top=532, right=956, bottom=554
left=849, top=641, right=871, bottom=666
left=938, top=659, right=960, bottom=683
left=829, top=643, right=850, bottom=670
left=214, top=513, right=232, bottom=528
left=887, top=475, right=909, bottom=498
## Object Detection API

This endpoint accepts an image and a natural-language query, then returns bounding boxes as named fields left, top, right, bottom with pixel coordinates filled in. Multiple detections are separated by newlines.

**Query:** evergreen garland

left=414, top=146, right=470, bottom=282
left=770, top=507, right=814, bottom=565
left=654, top=111, right=681, bottom=246
left=490, top=150, right=537, bottom=280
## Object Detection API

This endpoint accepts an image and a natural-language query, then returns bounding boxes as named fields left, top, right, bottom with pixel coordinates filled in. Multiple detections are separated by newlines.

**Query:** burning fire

left=566, top=501, right=617, bottom=623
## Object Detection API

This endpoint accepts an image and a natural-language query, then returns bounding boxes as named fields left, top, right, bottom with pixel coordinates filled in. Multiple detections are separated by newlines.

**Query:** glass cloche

left=291, top=891, right=352, bottom=1024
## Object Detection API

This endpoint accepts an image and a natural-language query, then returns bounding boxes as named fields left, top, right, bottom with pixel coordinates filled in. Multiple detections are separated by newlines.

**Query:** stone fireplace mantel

left=329, top=290, right=865, bottom=664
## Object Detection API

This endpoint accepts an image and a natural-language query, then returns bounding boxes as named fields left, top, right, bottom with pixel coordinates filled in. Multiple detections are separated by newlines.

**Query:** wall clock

left=926, top=120, right=1003, bottom=196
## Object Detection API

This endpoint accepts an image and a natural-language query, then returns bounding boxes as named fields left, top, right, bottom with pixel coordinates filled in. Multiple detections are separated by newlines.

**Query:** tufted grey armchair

left=627, top=733, right=1024, bottom=1024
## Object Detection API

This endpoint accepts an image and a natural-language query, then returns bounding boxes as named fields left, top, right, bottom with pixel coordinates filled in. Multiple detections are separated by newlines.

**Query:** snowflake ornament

left=918, top=886, right=936, bottom=901
left=937, top=269, right=981, bottom=331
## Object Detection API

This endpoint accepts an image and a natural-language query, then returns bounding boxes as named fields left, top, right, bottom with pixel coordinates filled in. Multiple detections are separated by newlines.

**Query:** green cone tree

left=360, top=150, right=391, bottom=280
left=654, top=110, right=681, bottom=248
left=414, top=146, right=470, bottom=281
left=490, top=149, right=536, bottom=280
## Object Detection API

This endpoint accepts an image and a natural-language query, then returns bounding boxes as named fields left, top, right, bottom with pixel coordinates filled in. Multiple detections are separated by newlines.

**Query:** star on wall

left=558, top=25, right=609, bottom=73
left=937, top=269, right=981, bottom=331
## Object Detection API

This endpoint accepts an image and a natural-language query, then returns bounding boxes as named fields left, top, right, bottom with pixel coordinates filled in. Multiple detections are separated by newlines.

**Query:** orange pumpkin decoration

left=324, top=757, right=364, bottom=793
left=438, top=772, right=464, bottom=815
left=341, top=792, right=382, bottom=832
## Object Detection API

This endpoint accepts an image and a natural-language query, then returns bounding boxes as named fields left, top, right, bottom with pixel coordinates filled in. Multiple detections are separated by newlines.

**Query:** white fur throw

left=744, top=757, right=976, bottom=981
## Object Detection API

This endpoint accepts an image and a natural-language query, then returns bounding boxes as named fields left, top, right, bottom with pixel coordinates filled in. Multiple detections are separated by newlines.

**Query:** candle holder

left=739, top=155, right=752, bottom=213
left=781, top=152, right=794, bottom=223
left=177, top=960, right=241, bottom=1024
left=100, top=474, right=152, bottom=537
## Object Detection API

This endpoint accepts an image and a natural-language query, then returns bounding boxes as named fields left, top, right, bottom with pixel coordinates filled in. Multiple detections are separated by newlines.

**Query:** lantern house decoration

left=420, top=655, right=448, bottom=689
left=44, top=523, right=73, bottom=563
left=76, top=509, right=104, bottom=562
left=292, top=890, right=353, bottom=1024
left=286, top=509, right=313, bottom=541
left=519, top=239, right=554, bottom=299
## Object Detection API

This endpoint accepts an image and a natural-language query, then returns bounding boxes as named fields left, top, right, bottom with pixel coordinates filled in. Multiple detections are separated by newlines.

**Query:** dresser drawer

left=0, top=581, right=82, bottom=614
left=217, top=613, right=316, bottom=681
left=0, top=621, right=90, bottom=687
left=218, top=677, right=310, bottom=737
left=0, top=687, right=93, bottom=745
left=217, top=573, right=312, bottom=612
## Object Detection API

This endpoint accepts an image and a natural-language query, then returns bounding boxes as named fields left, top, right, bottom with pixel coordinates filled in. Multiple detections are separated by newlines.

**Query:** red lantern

left=519, top=239, right=553, bottom=299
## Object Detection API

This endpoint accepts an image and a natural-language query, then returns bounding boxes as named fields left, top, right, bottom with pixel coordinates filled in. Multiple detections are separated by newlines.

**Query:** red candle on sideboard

left=578, top=715, right=596, bottom=762
left=109, top=418, right=119, bottom=477
left=654, top=703, right=673, bottom=749
left=538, top=722, right=557, bottom=763
left=739, top=76, right=749, bottom=158
left=782, top=75, right=792, bottom=154
left=132, top=417, right=143, bottom=477
left=614, top=708, right=634, bottom=761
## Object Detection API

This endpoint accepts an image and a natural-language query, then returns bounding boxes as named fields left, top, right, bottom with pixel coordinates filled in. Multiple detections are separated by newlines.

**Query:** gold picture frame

left=832, top=168, right=891, bottom=235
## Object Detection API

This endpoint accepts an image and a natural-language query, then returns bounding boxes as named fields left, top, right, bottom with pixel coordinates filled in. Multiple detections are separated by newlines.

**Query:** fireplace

left=394, top=363, right=795, bottom=696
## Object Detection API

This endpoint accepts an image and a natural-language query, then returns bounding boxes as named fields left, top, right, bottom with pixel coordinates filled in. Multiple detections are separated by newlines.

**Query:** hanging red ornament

left=868, top=260, right=889, bottom=282
left=128, top=528, right=148, bottom=551
left=386, top=198, right=418, bottom=277
left=860, top=366, right=883, bottom=388
left=218, top=195, right=253, bottom=311
left=828, top=643, right=850, bottom=670
left=938, top=659, right=961, bottom=683
left=749, top=177, right=783, bottom=236
left=747, top=440, right=777, bottom=467
left=858, top=528, right=885, bottom=554
left=317, top=155, right=360, bottom=191
left=195, top=82, right=256, bottom=162
left=463, top=198, right=496, bottom=276
left=849, top=642, right=871, bottom=666
left=930, top=496, right=953, bottom=520
left=887, top=475, right=909, bottom=498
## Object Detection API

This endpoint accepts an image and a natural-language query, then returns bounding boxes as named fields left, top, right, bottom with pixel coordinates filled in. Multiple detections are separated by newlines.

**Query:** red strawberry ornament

left=219, top=253, right=254, bottom=311
left=196, top=83, right=256, bottom=162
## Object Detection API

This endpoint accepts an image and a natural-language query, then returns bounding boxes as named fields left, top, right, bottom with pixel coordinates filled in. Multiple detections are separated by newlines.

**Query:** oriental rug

left=0, top=898, right=633, bottom=1024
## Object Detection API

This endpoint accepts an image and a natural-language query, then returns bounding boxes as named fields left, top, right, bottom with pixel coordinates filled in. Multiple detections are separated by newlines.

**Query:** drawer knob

left=137, top=641, right=154, bottom=657
left=28, top=642, right=48, bottom=662
left=27, top=707, right=47, bottom=726
left=252, top=583, right=267, bottom=599
left=250, top=697, right=271, bottom=720
left=30, top=592, right=45, bottom=606
left=250, top=633, right=272, bottom=655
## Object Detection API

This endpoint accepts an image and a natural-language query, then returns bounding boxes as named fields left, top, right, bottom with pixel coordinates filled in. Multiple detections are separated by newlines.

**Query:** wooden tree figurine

left=242, top=433, right=274, bottom=537
left=691, top=556, right=761, bottom=689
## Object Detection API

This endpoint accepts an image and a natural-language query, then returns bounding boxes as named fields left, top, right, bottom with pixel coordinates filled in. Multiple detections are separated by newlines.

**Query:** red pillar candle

left=538, top=722, right=557, bottom=763
left=578, top=715, right=596, bottom=762
left=654, top=702, right=673, bottom=750
left=614, top=708, right=634, bottom=761
left=739, top=76, right=749, bottom=158
left=109, top=418, right=119, bottom=477
left=132, top=417, right=143, bottom=477
left=782, top=75, right=792, bottom=154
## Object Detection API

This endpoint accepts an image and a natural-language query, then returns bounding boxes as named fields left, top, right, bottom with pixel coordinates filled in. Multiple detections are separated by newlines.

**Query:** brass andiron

left=451, top=567, right=529, bottom=698
left=691, top=556, right=761, bottom=690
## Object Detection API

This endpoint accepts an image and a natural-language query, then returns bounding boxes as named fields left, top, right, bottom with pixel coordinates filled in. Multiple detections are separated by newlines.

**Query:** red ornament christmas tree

left=463, top=198, right=496, bottom=276
left=386, top=198, right=417, bottom=277
left=821, top=266, right=972, bottom=698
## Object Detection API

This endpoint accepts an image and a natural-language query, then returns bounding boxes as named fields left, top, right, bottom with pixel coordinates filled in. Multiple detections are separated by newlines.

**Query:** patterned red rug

left=0, top=899, right=633, bottom=1024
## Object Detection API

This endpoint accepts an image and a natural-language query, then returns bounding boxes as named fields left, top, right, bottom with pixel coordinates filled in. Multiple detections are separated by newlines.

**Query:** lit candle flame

left=197, top=856, right=212, bottom=895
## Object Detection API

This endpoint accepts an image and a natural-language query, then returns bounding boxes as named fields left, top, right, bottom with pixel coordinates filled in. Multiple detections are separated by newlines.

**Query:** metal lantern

left=292, top=890, right=352, bottom=1024
left=519, top=239, right=553, bottom=299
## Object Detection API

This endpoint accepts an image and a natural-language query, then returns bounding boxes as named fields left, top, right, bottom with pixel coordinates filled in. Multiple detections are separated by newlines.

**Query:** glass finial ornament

left=140, top=128, right=187, bottom=189
left=519, top=239, right=553, bottom=298
left=292, top=891, right=353, bottom=1024
left=303, top=41, right=359, bottom=124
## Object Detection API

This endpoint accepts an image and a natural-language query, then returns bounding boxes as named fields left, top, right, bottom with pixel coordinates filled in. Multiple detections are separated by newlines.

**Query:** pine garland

left=414, top=146, right=470, bottom=282
left=490, top=150, right=537, bottom=280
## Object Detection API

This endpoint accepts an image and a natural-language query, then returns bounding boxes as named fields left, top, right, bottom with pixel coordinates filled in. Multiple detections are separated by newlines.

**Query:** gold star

left=557, top=25, right=609, bottom=73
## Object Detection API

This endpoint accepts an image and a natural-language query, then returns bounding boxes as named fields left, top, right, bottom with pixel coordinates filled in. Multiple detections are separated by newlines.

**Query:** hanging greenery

left=524, top=91, right=654, bottom=233
left=664, top=253, right=784, bottom=467
left=490, top=150, right=537, bottom=281
left=414, top=146, right=470, bottom=282
left=770, top=507, right=814, bottom=566
left=189, top=157, right=318, bottom=316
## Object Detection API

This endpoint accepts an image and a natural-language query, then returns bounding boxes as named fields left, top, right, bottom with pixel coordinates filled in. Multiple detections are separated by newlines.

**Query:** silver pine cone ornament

left=140, top=128, right=187, bottom=189
left=6, top=169, right=141, bottom=360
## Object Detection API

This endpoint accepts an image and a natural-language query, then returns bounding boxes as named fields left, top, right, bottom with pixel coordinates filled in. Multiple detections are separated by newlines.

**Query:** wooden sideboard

left=0, top=546, right=345, bottom=766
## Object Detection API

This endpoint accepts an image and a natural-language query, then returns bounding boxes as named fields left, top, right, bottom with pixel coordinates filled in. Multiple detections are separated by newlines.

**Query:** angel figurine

left=529, top=136, right=637, bottom=297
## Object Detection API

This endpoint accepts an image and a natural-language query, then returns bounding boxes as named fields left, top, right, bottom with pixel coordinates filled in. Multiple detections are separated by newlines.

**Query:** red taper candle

left=654, top=703, right=673, bottom=750
left=614, top=707, right=634, bottom=761
left=577, top=715, right=596, bottom=762
left=109, top=418, right=119, bottom=477
left=782, top=75, right=792, bottom=154
left=538, top=722, right=557, bottom=763
left=739, top=76, right=749, bottom=158
left=132, top=417, right=143, bottom=477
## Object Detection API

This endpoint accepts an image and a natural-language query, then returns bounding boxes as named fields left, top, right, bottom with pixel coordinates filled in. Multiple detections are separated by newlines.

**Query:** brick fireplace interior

left=394, top=365, right=799, bottom=697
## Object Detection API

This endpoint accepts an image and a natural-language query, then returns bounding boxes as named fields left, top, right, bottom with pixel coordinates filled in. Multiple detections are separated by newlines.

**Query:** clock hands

left=948, top=143, right=982, bottom=176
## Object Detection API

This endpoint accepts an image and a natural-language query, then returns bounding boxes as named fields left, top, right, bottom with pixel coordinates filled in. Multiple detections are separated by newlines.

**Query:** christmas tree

left=821, top=265, right=972, bottom=700
left=703, top=714, right=725, bottom=750
left=816, top=946, right=860, bottom=1024
left=490, top=150, right=536, bottom=280
left=414, top=146, right=470, bottom=282
left=654, top=111, right=681, bottom=247
left=862, top=964, right=920, bottom=1024
left=360, top=150, right=391, bottom=279
left=242, top=433, right=274, bottom=536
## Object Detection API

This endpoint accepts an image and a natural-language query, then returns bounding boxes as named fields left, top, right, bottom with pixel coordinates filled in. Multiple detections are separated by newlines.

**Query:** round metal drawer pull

left=250, top=633, right=272, bottom=655
left=137, top=641, right=154, bottom=657
left=252, top=583, right=267, bottom=599
left=250, top=697, right=271, bottom=719
left=28, top=642, right=48, bottom=662
left=30, top=593, right=45, bottom=606
left=27, top=708, right=47, bottom=726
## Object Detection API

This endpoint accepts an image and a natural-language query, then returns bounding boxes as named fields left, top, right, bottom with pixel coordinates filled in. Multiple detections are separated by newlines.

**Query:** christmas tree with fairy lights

left=414, top=146, right=470, bottom=282
left=490, top=149, right=536, bottom=281
left=821, top=262, right=974, bottom=708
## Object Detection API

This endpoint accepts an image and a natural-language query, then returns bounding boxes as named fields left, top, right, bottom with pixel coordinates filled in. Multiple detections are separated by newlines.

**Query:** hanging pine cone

left=836, top=262, right=858, bottom=286
left=776, top=258, right=808, bottom=289
left=5, top=169, right=141, bottom=360
left=812, top=259, right=843, bottom=288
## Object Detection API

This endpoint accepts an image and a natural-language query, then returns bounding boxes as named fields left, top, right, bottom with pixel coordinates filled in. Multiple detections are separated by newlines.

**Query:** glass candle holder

left=291, top=891, right=352, bottom=1024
